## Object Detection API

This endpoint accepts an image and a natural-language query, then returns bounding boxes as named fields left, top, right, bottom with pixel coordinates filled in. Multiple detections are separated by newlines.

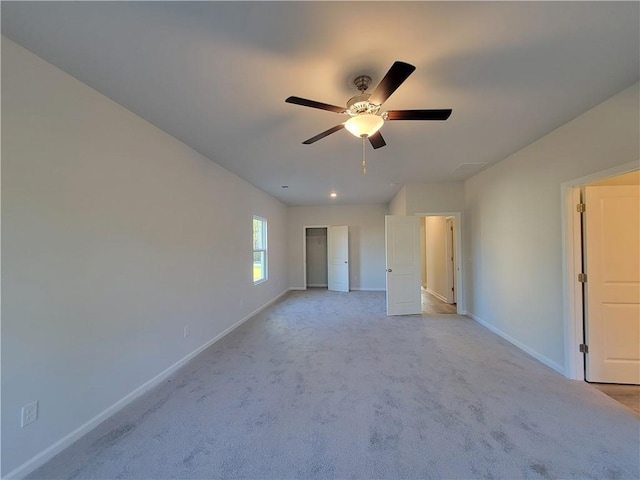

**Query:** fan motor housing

left=346, top=94, right=380, bottom=117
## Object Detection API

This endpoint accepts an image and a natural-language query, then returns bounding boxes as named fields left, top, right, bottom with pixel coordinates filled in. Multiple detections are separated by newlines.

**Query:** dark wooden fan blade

left=302, top=124, right=345, bottom=144
left=286, top=96, right=346, bottom=114
left=368, top=61, right=416, bottom=106
left=386, top=109, right=452, bottom=121
left=368, top=131, right=386, bottom=149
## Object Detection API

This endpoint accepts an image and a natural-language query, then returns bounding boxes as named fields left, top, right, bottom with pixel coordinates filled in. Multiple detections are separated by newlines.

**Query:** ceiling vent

left=454, top=162, right=487, bottom=172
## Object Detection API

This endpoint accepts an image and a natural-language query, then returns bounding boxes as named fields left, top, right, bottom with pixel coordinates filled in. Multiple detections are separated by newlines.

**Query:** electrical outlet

left=183, top=325, right=190, bottom=338
left=21, top=401, right=38, bottom=427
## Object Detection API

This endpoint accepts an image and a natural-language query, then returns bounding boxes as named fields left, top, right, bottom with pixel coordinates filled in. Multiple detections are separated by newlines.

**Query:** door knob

left=387, top=268, right=392, bottom=272
left=344, top=261, right=348, bottom=264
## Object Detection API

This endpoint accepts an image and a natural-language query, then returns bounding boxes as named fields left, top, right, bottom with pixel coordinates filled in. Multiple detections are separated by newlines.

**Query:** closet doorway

left=304, top=227, right=328, bottom=289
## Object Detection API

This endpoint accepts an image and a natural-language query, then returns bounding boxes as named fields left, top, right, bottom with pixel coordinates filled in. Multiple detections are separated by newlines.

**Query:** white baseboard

left=425, top=287, right=448, bottom=303
left=467, top=312, right=565, bottom=375
left=289, top=286, right=306, bottom=291
left=4, top=289, right=290, bottom=480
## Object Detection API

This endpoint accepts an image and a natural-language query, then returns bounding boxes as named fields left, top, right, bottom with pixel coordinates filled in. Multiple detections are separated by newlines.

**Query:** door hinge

left=578, top=273, right=587, bottom=283
left=579, top=344, right=589, bottom=354
left=576, top=203, right=586, bottom=213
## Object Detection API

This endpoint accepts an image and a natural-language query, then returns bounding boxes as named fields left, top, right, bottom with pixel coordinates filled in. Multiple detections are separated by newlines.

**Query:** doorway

left=582, top=176, right=639, bottom=384
left=562, top=164, right=639, bottom=386
left=303, top=225, right=350, bottom=292
left=421, top=215, right=458, bottom=314
left=305, top=227, right=328, bottom=288
left=385, top=213, right=464, bottom=316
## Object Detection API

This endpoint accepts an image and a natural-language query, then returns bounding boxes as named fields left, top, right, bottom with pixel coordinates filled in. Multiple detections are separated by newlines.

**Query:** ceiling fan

left=285, top=61, right=452, bottom=151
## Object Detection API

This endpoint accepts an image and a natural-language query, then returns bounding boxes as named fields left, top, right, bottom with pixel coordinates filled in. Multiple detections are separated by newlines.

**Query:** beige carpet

left=28, top=290, right=639, bottom=479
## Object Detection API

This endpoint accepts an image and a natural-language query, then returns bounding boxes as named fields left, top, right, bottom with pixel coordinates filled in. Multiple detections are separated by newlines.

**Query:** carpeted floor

left=28, top=290, right=639, bottom=479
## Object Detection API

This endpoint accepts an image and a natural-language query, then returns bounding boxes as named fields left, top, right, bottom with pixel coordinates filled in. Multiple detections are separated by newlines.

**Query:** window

left=253, top=216, right=267, bottom=283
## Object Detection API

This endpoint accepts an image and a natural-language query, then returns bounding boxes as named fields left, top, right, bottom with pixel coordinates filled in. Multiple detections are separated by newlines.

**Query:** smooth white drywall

left=288, top=205, right=388, bottom=290
left=406, top=182, right=464, bottom=214
left=388, top=186, right=407, bottom=215
left=425, top=217, right=448, bottom=300
left=2, top=38, right=288, bottom=477
left=463, top=82, right=640, bottom=372
left=388, top=182, right=464, bottom=216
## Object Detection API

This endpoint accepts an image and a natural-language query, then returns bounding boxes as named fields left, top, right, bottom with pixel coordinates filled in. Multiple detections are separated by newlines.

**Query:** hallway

left=422, top=287, right=457, bottom=314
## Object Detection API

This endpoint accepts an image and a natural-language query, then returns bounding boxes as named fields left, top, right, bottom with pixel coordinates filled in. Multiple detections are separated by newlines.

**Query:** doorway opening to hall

left=421, top=216, right=457, bottom=314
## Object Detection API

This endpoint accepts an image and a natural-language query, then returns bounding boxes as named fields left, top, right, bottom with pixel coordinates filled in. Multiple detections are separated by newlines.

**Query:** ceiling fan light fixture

left=345, top=114, right=384, bottom=138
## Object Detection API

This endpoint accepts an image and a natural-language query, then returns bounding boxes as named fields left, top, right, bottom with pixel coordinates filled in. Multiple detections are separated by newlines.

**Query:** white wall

left=464, top=82, right=640, bottom=373
left=288, top=205, right=388, bottom=291
left=406, top=182, right=464, bottom=215
left=425, top=217, right=448, bottom=300
left=388, top=182, right=464, bottom=216
left=1, top=39, right=288, bottom=477
left=388, top=185, right=407, bottom=215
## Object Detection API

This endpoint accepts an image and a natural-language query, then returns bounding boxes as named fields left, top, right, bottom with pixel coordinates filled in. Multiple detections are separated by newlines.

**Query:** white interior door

left=386, top=215, right=422, bottom=315
left=328, top=225, right=349, bottom=292
left=585, top=185, right=640, bottom=384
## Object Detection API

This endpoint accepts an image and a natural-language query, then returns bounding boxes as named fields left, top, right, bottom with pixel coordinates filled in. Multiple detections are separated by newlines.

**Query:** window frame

left=253, top=215, right=268, bottom=284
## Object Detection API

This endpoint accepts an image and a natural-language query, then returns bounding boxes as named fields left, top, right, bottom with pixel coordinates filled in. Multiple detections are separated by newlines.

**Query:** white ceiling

left=3, top=2, right=639, bottom=206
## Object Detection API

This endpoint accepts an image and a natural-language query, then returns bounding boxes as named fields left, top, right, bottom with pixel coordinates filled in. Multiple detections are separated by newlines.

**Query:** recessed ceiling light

left=330, top=192, right=337, bottom=198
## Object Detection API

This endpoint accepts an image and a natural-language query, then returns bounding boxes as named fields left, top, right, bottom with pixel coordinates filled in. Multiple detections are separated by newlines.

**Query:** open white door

left=585, top=185, right=640, bottom=384
left=328, top=225, right=349, bottom=292
left=386, top=215, right=422, bottom=315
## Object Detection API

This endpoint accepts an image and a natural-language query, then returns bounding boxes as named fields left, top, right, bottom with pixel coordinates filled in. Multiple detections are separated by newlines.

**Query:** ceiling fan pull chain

left=362, top=136, right=367, bottom=175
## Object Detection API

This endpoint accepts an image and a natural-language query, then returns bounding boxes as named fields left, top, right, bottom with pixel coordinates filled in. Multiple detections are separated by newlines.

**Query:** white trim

left=252, top=215, right=268, bottom=284
left=560, top=160, right=639, bottom=380
left=4, top=289, right=290, bottom=480
left=288, top=286, right=306, bottom=291
left=468, top=312, right=565, bottom=375
left=425, top=287, right=448, bottom=303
